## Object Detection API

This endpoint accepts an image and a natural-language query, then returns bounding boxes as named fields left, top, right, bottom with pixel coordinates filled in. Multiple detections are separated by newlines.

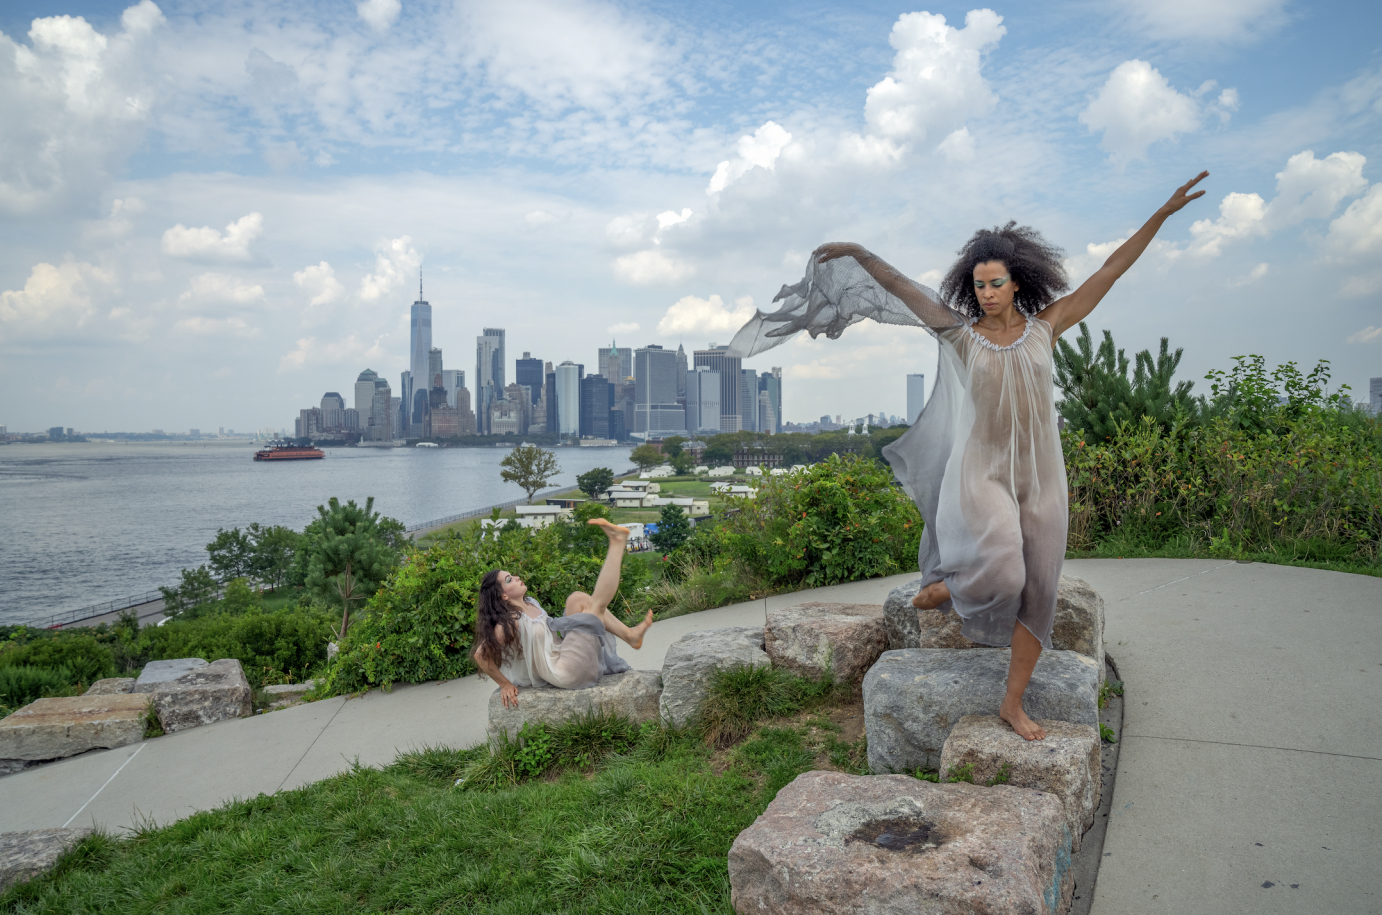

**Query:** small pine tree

left=1054, top=322, right=1199, bottom=439
left=649, top=504, right=691, bottom=553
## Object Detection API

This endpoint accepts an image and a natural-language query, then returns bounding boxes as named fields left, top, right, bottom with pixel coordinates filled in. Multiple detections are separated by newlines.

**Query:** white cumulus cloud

left=656, top=294, right=754, bottom=337
left=177, top=273, right=265, bottom=309
left=1112, top=0, right=1289, bottom=42
left=359, top=236, right=422, bottom=302
left=607, top=321, right=639, bottom=335
left=293, top=261, right=345, bottom=309
left=1346, top=325, right=1382, bottom=343
left=861, top=10, right=1004, bottom=148
left=707, top=122, right=792, bottom=195
left=357, top=0, right=402, bottom=33
left=279, top=334, right=385, bottom=372
left=612, top=250, right=695, bottom=285
left=1327, top=183, right=1382, bottom=256
left=0, top=259, right=111, bottom=339
left=161, top=212, right=264, bottom=263
left=1080, top=60, right=1202, bottom=166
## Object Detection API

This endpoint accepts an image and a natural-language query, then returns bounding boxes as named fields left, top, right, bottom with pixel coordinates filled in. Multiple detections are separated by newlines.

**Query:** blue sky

left=1, top=0, right=1379, bottom=431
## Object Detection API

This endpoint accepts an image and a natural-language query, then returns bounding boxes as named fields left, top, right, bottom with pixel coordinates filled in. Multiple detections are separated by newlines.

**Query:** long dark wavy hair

left=940, top=221, right=1070, bottom=319
left=473, top=569, right=522, bottom=670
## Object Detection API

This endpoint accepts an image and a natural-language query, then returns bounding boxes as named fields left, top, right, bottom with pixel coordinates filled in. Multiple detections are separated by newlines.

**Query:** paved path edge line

left=275, top=699, right=349, bottom=793
left=1117, top=733, right=1382, bottom=762
left=63, top=743, right=145, bottom=828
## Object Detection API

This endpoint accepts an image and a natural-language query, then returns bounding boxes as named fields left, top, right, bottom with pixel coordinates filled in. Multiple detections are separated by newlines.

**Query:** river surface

left=0, top=441, right=632, bottom=626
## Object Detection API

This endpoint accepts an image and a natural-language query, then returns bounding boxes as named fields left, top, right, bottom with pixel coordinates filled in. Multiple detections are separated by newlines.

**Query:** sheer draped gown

left=497, top=598, right=631, bottom=690
left=728, top=255, right=1067, bottom=648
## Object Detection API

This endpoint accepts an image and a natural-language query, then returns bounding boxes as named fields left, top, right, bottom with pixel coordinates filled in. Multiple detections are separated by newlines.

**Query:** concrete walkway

left=1, top=560, right=1377, bottom=913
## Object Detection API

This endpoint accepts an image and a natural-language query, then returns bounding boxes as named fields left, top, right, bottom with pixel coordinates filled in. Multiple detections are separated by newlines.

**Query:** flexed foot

left=999, top=697, right=1047, bottom=741
left=587, top=518, right=630, bottom=542
left=627, top=608, right=655, bottom=650
left=911, top=582, right=950, bottom=611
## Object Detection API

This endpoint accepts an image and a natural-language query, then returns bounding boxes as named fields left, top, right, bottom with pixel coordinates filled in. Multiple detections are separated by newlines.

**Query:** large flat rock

left=0, top=694, right=149, bottom=761
left=151, top=659, right=252, bottom=733
left=0, top=828, right=95, bottom=890
left=84, top=678, right=136, bottom=696
left=728, top=771, right=1074, bottom=915
left=133, top=658, right=208, bottom=693
left=882, top=575, right=1105, bottom=679
left=659, top=628, right=769, bottom=727
left=765, top=602, right=888, bottom=685
left=939, top=714, right=1101, bottom=851
left=489, top=670, right=662, bottom=739
left=864, top=648, right=1099, bottom=773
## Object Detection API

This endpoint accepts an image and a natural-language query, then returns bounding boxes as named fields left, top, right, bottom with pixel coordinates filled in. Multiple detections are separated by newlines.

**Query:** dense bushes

left=320, top=503, right=652, bottom=695
left=130, top=603, right=335, bottom=688
left=717, top=453, right=923, bottom=589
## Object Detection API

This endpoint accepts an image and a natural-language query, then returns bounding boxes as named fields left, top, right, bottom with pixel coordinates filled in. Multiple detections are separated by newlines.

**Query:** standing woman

left=728, top=173, right=1207, bottom=739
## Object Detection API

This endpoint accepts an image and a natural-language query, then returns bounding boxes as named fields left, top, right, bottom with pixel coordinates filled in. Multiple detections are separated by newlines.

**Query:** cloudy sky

left=1, top=0, right=1379, bottom=432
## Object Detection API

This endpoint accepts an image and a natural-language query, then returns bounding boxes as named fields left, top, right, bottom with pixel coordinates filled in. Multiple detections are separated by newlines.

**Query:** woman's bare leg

left=912, top=581, right=950, bottom=610
left=566, top=519, right=654, bottom=649
left=999, top=620, right=1047, bottom=740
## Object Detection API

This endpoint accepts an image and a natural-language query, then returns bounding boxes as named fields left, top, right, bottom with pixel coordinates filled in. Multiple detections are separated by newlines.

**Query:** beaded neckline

left=965, top=315, right=1035, bottom=352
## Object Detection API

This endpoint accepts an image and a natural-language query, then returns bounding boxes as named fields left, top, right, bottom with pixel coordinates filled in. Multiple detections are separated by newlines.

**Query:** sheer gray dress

left=728, top=255, right=1066, bottom=648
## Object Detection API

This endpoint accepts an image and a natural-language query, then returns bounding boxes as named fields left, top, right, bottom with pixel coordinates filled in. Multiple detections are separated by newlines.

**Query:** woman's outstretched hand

left=814, top=242, right=870, bottom=264
left=1159, top=171, right=1209, bottom=217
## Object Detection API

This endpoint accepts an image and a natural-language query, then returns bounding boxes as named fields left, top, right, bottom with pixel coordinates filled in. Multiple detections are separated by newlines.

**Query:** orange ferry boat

left=253, top=442, right=325, bottom=461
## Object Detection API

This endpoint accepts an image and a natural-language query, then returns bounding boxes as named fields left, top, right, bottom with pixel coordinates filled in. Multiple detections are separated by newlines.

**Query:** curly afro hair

left=940, top=221, right=1070, bottom=319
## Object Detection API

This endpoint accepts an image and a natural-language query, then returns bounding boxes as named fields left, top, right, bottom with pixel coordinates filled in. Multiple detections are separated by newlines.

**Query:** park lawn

left=1, top=672, right=869, bottom=915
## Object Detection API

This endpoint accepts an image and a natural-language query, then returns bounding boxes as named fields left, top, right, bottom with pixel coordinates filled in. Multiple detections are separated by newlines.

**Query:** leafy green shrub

left=0, top=664, right=79, bottom=711
left=718, top=453, right=922, bottom=589
left=132, top=605, right=335, bottom=688
left=320, top=511, right=651, bottom=696
left=0, top=633, right=116, bottom=686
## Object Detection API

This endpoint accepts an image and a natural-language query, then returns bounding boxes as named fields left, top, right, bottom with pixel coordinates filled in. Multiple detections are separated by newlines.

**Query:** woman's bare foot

left=587, top=518, right=630, bottom=541
left=999, top=697, right=1047, bottom=741
left=911, top=581, right=950, bottom=610
left=626, top=608, right=655, bottom=650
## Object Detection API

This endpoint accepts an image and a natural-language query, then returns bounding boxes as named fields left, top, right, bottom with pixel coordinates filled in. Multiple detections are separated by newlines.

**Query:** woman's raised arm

left=1042, top=171, right=1208, bottom=339
left=815, top=243, right=958, bottom=330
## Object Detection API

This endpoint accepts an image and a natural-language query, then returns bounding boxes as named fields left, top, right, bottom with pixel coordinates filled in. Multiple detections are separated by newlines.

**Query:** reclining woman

left=471, top=518, right=655, bottom=708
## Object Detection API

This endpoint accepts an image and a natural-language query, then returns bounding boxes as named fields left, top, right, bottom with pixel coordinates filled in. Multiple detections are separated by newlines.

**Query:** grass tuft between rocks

left=0, top=667, right=860, bottom=915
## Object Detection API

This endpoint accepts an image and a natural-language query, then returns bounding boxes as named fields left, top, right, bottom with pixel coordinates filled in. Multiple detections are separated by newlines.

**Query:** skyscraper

left=598, top=342, right=632, bottom=385
left=441, top=369, right=464, bottom=408
left=693, top=345, right=743, bottom=433
left=429, top=348, right=443, bottom=386
left=686, top=367, right=721, bottom=433
left=740, top=368, right=759, bottom=433
left=475, top=328, right=505, bottom=434
left=635, top=344, right=685, bottom=435
left=675, top=344, right=688, bottom=401
left=1371, top=377, right=1382, bottom=414
left=580, top=374, right=611, bottom=438
left=759, top=370, right=782, bottom=434
left=354, top=369, right=378, bottom=427
left=907, top=374, right=926, bottom=424
left=369, top=378, right=393, bottom=441
left=516, top=352, right=544, bottom=402
left=556, top=362, right=583, bottom=435
left=409, top=278, right=432, bottom=437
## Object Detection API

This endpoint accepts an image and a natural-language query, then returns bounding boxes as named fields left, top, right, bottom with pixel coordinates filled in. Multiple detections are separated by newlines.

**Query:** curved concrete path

left=1, top=559, right=1377, bottom=914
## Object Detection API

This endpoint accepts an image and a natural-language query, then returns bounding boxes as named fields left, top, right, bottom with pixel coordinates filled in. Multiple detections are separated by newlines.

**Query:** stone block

left=151, top=659, right=252, bottom=733
left=0, top=694, right=149, bottom=761
left=84, top=678, right=136, bottom=696
left=261, top=680, right=316, bottom=699
left=765, top=603, right=888, bottom=685
left=489, top=670, right=662, bottom=740
left=728, top=771, right=1073, bottom=915
left=132, top=658, right=208, bottom=693
left=659, top=627, right=769, bottom=727
left=882, top=575, right=1105, bottom=676
left=939, top=714, right=1101, bottom=851
left=864, top=648, right=1099, bottom=774
left=0, top=828, right=95, bottom=891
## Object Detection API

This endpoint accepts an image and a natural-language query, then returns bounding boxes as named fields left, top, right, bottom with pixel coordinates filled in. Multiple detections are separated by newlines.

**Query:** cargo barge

left=253, top=442, right=325, bottom=461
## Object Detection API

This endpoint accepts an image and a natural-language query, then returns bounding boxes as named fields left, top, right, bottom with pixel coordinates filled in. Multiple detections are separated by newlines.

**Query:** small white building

left=725, top=485, right=757, bottom=499
left=745, top=466, right=763, bottom=476
left=791, top=464, right=808, bottom=473
left=769, top=468, right=788, bottom=476
left=708, top=466, right=735, bottom=477
left=642, top=465, right=675, bottom=478
left=513, top=504, right=573, bottom=528
left=669, top=497, right=710, bottom=516
left=614, top=492, right=658, bottom=509
left=693, top=465, right=709, bottom=474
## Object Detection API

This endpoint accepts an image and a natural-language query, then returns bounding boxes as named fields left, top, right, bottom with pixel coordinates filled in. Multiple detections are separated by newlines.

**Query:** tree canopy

left=576, top=467, right=615, bottom=500
left=302, top=496, right=405, bottom=638
left=500, top=444, right=562, bottom=502
left=630, top=444, right=665, bottom=472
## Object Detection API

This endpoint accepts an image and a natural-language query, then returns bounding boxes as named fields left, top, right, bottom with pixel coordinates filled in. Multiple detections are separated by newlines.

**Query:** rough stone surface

left=0, top=828, right=95, bottom=891
left=882, top=575, right=1105, bottom=677
left=0, top=760, right=38, bottom=777
left=0, top=694, right=149, bottom=761
left=765, top=603, right=888, bottom=685
left=864, top=649, right=1099, bottom=774
left=728, top=771, right=1074, bottom=915
left=659, top=627, right=769, bottom=727
left=939, top=714, right=1101, bottom=851
left=132, top=658, right=208, bottom=693
left=84, top=678, right=136, bottom=696
left=489, top=670, right=663, bottom=739
left=261, top=680, right=316, bottom=698
left=152, top=659, right=252, bottom=734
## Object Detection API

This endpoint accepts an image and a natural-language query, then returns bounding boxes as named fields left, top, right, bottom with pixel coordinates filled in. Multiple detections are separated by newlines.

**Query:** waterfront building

left=399, top=370, right=411, bottom=434
left=762, top=368, right=782, bottom=432
left=545, top=368, right=558, bottom=435
left=686, top=366, right=721, bottom=433
left=516, top=352, right=544, bottom=404
left=441, top=369, right=464, bottom=408
left=758, top=390, right=777, bottom=435
left=676, top=344, right=688, bottom=402
left=320, top=392, right=346, bottom=431
left=634, top=344, right=685, bottom=435
left=693, top=345, right=743, bottom=433
left=740, top=368, right=759, bottom=433
left=392, top=395, right=404, bottom=437
left=476, top=328, right=505, bottom=435
left=354, top=369, right=379, bottom=428
left=556, top=361, right=583, bottom=435
left=368, top=379, right=393, bottom=441
left=598, top=342, right=633, bottom=387
left=580, top=374, right=611, bottom=438
left=907, top=373, right=926, bottom=424
left=429, top=348, right=443, bottom=387
left=455, top=386, right=476, bottom=436
left=503, top=381, right=533, bottom=434
left=408, top=280, right=432, bottom=437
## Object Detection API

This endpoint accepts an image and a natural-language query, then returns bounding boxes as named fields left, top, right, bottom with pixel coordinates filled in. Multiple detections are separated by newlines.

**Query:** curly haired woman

left=471, top=518, right=655, bottom=708
left=728, top=172, right=1208, bottom=739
